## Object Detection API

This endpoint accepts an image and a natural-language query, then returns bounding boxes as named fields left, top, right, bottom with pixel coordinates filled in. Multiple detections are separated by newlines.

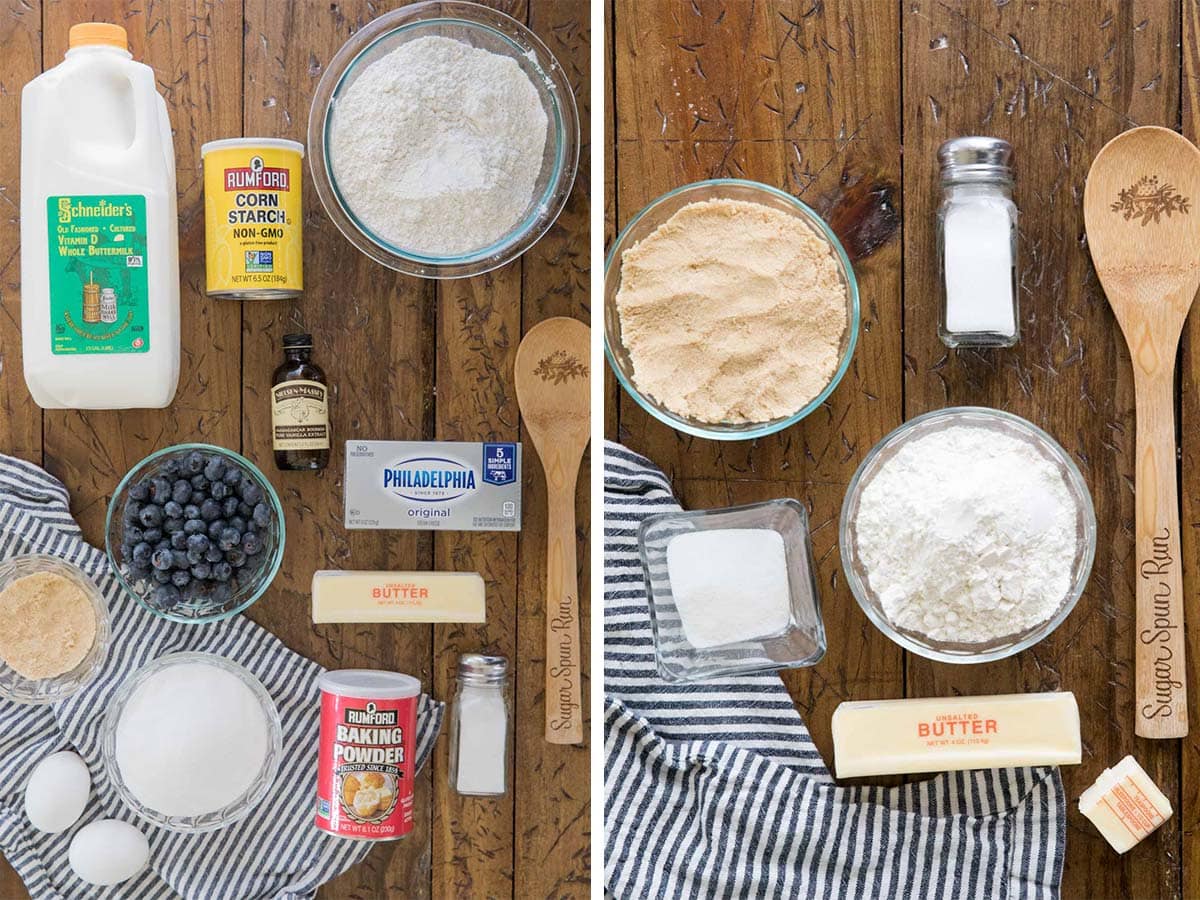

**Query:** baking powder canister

left=201, top=137, right=303, bottom=299
left=315, top=669, right=420, bottom=841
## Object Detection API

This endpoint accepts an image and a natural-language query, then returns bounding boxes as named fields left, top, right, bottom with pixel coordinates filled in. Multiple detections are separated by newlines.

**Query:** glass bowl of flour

left=309, top=2, right=579, bottom=278
left=839, top=407, right=1096, bottom=663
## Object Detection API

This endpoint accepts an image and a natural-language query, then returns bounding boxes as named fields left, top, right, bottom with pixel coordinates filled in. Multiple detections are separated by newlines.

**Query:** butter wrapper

left=344, top=440, right=521, bottom=531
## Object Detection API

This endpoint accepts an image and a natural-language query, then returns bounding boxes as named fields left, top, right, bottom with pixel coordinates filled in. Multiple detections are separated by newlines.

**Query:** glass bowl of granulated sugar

left=605, top=179, right=860, bottom=440
left=840, top=407, right=1097, bottom=663
left=308, top=1, right=579, bottom=279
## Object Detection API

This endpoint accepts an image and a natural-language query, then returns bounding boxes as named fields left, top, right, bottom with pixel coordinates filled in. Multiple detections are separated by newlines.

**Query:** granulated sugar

left=853, top=424, right=1078, bottom=643
left=615, top=198, right=848, bottom=424
left=114, top=660, right=270, bottom=817
left=329, top=35, right=548, bottom=256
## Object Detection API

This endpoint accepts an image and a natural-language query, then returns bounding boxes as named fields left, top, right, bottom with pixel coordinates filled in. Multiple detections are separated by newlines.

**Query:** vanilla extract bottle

left=271, top=333, right=330, bottom=471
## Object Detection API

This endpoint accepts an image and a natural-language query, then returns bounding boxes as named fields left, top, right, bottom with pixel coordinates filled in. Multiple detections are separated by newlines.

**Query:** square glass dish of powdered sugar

left=637, top=499, right=826, bottom=682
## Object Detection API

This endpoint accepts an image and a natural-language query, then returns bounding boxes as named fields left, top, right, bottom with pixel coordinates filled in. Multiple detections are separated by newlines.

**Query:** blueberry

left=223, top=467, right=241, bottom=486
left=183, top=503, right=201, bottom=519
left=151, top=476, right=173, bottom=500
left=142, top=528, right=162, bottom=544
left=190, top=473, right=209, bottom=491
left=153, top=569, right=172, bottom=585
left=123, top=500, right=143, bottom=523
left=171, top=549, right=190, bottom=568
left=163, top=500, right=183, bottom=519
left=190, top=561, right=212, bottom=580
left=225, top=548, right=246, bottom=567
left=205, top=545, right=225, bottom=563
left=132, top=542, right=153, bottom=566
left=222, top=496, right=239, bottom=517
left=172, top=480, right=192, bottom=504
left=151, top=548, right=173, bottom=571
left=218, top=528, right=241, bottom=551
left=170, top=531, right=188, bottom=550
left=128, top=480, right=151, bottom=501
left=155, top=538, right=171, bottom=551
left=139, top=505, right=163, bottom=528
left=124, top=525, right=145, bottom=544
left=163, top=457, right=182, bottom=475
left=204, top=457, right=226, bottom=480
left=210, top=582, right=234, bottom=603
left=164, top=520, right=185, bottom=537
left=185, top=450, right=206, bottom=474
left=238, top=479, right=263, bottom=505
left=229, top=516, right=247, bottom=535
left=199, top=498, right=221, bottom=521
left=184, top=519, right=206, bottom=535
left=186, top=533, right=209, bottom=552
left=171, top=569, right=191, bottom=588
left=252, top=502, right=272, bottom=528
left=241, top=532, right=263, bottom=556
left=186, top=548, right=204, bottom=566
left=211, top=480, right=229, bottom=501
left=238, top=501, right=253, bottom=518
left=152, top=583, right=181, bottom=604
left=213, top=561, right=233, bottom=582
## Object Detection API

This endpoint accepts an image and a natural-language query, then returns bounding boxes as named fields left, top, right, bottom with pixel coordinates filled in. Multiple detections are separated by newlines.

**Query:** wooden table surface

left=0, top=1, right=590, bottom=897
left=606, top=1, right=1197, bottom=898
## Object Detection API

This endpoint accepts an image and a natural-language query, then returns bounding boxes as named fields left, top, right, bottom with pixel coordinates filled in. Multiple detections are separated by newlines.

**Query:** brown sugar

left=0, top=571, right=97, bottom=680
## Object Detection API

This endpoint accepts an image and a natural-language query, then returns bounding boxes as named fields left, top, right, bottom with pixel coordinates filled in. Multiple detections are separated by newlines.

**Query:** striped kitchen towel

left=603, top=442, right=1066, bottom=899
left=0, top=453, right=443, bottom=900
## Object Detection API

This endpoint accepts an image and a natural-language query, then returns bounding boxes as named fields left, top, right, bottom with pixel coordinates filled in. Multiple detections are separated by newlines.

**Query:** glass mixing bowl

left=0, top=554, right=110, bottom=705
left=839, top=407, right=1097, bottom=663
left=604, top=179, right=860, bottom=440
left=101, top=652, right=283, bottom=832
left=104, top=444, right=285, bottom=624
left=308, top=1, right=580, bottom=278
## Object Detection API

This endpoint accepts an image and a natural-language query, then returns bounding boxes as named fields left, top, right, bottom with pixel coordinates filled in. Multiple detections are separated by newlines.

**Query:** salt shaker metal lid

left=937, top=136, right=1013, bottom=182
left=458, top=653, right=509, bottom=685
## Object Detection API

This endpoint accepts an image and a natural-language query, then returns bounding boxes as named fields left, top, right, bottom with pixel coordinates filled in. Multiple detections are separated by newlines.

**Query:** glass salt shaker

left=448, top=654, right=511, bottom=797
left=936, top=137, right=1019, bottom=348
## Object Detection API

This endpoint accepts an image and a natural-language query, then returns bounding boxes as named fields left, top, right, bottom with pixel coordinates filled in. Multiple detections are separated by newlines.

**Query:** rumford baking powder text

left=335, top=703, right=406, bottom=765
left=1139, top=528, right=1182, bottom=720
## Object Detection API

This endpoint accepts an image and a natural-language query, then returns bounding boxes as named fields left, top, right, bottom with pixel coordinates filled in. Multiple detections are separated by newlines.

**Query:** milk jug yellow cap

left=68, top=22, right=128, bottom=51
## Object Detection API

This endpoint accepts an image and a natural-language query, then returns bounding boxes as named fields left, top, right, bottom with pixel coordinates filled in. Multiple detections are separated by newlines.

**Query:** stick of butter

left=1079, top=755, right=1172, bottom=853
left=831, top=691, right=1080, bottom=778
left=311, top=570, right=485, bottom=624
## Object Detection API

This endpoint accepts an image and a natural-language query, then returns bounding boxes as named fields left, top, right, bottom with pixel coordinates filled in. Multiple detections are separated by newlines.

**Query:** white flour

left=330, top=35, right=548, bottom=256
left=853, top=424, right=1078, bottom=643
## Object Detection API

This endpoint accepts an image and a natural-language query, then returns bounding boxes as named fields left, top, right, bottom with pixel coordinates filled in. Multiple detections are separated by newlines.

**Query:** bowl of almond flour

left=604, top=179, right=859, bottom=439
left=308, top=2, right=579, bottom=278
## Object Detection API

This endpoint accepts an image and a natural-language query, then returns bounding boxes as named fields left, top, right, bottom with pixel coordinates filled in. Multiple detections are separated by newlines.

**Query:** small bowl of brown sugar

left=0, top=555, right=110, bottom=705
left=605, top=179, right=860, bottom=440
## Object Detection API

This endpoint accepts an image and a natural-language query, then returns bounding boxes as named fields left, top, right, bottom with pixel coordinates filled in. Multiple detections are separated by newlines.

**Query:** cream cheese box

left=344, top=440, right=521, bottom=531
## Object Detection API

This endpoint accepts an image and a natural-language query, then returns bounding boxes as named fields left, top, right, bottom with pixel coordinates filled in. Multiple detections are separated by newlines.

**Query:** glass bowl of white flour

left=839, top=407, right=1096, bottom=663
left=309, top=2, right=579, bottom=278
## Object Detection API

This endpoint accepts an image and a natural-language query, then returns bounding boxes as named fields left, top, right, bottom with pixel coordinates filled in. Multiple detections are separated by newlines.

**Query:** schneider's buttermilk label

left=315, top=690, right=417, bottom=840
left=344, top=441, right=521, bottom=531
left=202, top=140, right=303, bottom=296
left=47, top=195, right=150, bottom=355
left=271, top=379, right=330, bottom=451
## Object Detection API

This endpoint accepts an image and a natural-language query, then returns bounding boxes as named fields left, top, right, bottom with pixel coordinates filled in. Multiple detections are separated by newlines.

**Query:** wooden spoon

left=1084, top=126, right=1200, bottom=738
left=515, top=317, right=591, bottom=744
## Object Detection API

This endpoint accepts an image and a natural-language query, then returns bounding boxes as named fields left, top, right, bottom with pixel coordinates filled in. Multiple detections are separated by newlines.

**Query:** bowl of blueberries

left=104, top=444, right=285, bottom=623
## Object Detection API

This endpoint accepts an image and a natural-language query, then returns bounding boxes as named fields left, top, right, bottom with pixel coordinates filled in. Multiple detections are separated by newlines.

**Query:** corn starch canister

left=315, top=670, right=420, bottom=841
left=201, top=138, right=303, bottom=299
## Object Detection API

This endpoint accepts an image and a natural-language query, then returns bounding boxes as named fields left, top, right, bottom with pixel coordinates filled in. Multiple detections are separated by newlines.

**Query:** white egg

left=23, top=751, right=90, bottom=834
left=68, top=819, right=150, bottom=887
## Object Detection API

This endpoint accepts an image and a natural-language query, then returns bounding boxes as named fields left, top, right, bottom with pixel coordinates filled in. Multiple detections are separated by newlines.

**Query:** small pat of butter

left=1078, top=755, right=1172, bottom=854
left=312, top=570, right=485, bottom=624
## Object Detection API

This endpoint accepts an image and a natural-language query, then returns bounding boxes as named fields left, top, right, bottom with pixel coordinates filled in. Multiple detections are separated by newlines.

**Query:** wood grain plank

left=901, top=2, right=1180, bottom=898
left=239, top=2, right=437, bottom=897
left=1180, top=2, right=1200, bottom=896
left=41, top=0, right=244, bottom=542
left=0, top=0, right=41, bottom=470
left=515, top=2, right=591, bottom=896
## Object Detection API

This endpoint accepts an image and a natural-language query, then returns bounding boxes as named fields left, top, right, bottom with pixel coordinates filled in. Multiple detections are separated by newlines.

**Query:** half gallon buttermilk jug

left=21, top=23, right=180, bottom=409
